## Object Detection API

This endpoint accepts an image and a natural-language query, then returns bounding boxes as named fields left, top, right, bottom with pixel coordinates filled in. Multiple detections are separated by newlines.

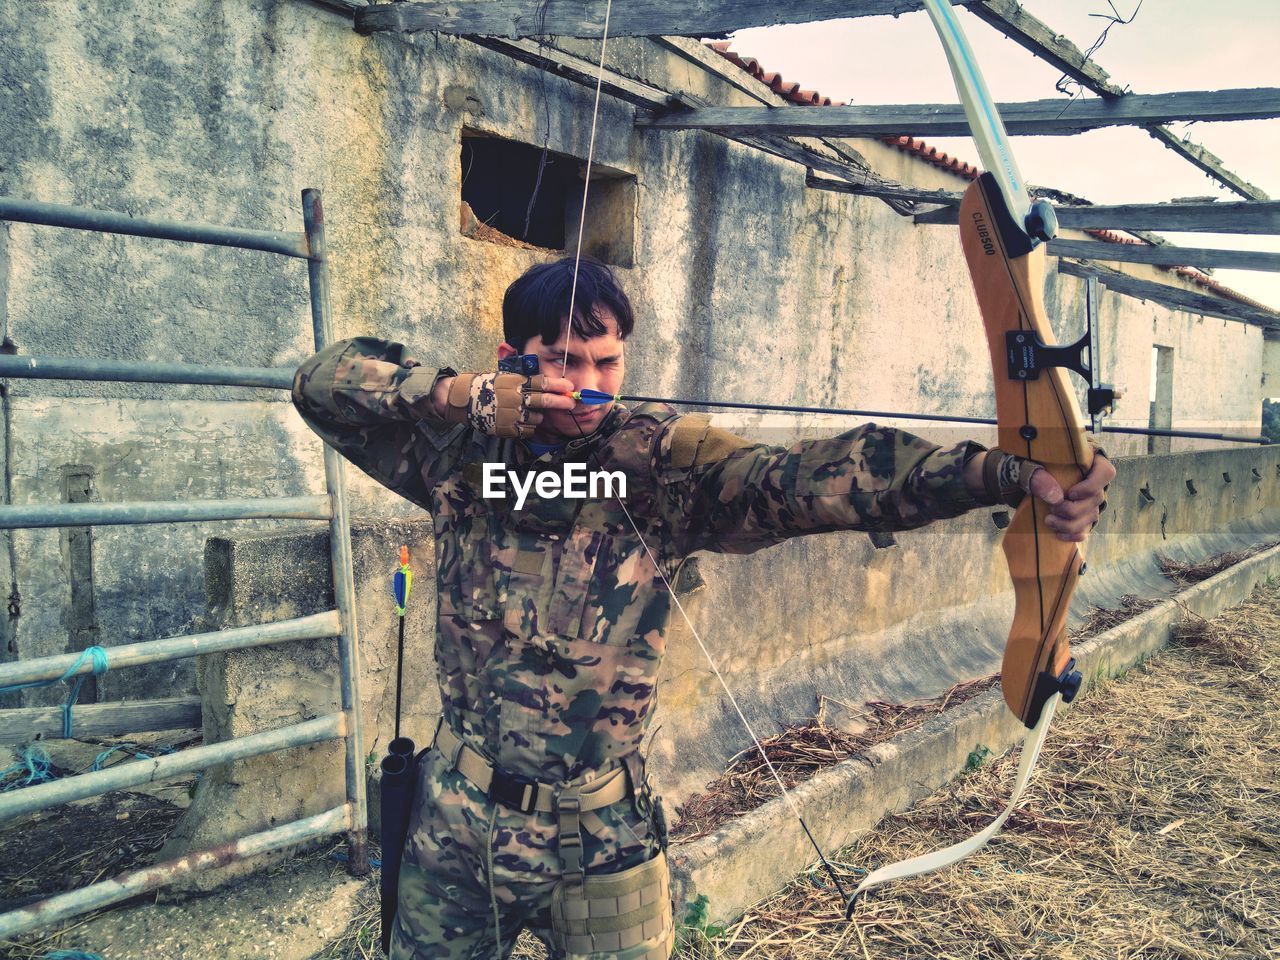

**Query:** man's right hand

left=431, top=370, right=576, bottom=439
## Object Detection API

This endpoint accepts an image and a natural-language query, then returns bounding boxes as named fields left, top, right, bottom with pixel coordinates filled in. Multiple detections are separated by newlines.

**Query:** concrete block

left=158, top=517, right=435, bottom=891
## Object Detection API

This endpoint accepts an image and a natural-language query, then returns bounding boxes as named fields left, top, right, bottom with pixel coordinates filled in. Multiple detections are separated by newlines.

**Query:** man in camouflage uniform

left=292, top=257, right=1114, bottom=960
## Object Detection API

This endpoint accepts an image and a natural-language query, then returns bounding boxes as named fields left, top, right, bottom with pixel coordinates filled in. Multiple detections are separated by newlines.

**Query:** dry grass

left=672, top=676, right=999, bottom=844
left=308, top=842, right=384, bottom=960
left=675, top=580, right=1280, bottom=959
left=0, top=793, right=185, bottom=913
left=671, top=559, right=1219, bottom=847
left=1073, top=593, right=1162, bottom=640
left=1157, top=539, right=1280, bottom=586
left=0, top=786, right=195, bottom=960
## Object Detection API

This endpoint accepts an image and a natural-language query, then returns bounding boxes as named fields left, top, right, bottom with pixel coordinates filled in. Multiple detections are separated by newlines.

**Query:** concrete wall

left=0, top=0, right=1268, bottom=725
left=671, top=538, right=1280, bottom=924
left=647, top=442, right=1280, bottom=800
left=1263, top=336, right=1280, bottom=400
left=173, top=443, right=1280, bottom=880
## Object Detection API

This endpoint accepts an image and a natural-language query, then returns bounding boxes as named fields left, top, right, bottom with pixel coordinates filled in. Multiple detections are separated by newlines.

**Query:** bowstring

left=562, top=0, right=612, bottom=374
left=558, top=6, right=850, bottom=903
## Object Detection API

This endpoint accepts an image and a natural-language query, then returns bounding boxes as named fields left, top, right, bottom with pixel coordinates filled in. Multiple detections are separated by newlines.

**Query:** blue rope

left=0, top=743, right=53, bottom=791
left=0, top=646, right=109, bottom=739
left=90, top=742, right=174, bottom=771
left=1, top=739, right=177, bottom=792
left=44, top=952, right=105, bottom=959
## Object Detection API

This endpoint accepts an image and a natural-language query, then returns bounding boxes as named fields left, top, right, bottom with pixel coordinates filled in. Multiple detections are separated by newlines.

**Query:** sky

left=728, top=1, right=1280, bottom=309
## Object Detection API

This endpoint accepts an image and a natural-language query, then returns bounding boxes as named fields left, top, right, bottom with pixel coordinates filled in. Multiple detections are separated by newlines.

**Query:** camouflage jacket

left=293, top=337, right=985, bottom=783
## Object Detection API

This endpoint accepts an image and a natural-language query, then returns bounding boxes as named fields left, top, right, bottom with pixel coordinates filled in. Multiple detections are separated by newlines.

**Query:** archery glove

left=981, top=449, right=1044, bottom=507
left=443, top=370, right=550, bottom=439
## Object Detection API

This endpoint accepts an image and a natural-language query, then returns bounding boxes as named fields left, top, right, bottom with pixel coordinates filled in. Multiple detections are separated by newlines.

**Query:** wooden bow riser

left=958, top=175, right=1095, bottom=728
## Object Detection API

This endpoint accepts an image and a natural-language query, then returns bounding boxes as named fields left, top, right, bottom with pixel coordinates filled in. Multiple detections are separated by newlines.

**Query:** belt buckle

left=490, top=769, right=540, bottom=814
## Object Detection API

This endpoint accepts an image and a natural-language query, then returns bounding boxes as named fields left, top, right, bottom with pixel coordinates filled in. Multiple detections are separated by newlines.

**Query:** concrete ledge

left=668, top=542, right=1280, bottom=924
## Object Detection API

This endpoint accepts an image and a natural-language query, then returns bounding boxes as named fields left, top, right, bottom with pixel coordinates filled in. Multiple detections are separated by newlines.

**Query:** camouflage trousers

left=389, top=745, right=668, bottom=960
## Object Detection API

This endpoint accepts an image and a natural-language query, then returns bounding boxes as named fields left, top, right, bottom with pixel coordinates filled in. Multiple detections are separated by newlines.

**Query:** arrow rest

left=982, top=183, right=1120, bottom=426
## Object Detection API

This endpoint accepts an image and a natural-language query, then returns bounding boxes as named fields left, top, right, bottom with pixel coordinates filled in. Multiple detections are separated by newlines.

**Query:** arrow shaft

left=607, top=393, right=1267, bottom=445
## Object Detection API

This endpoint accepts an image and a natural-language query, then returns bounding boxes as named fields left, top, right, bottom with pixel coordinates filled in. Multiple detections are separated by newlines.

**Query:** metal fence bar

left=0, top=196, right=311, bottom=259
left=0, top=495, right=331, bottom=529
left=0, top=804, right=352, bottom=940
left=0, top=611, right=341, bottom=688
left=0, top=713, right=345, bottom=822
left=0, top=187, right=372, bottom=937
left=0, top=354, right=296, bottom=390
left=303, top=188, right=370, bottom=876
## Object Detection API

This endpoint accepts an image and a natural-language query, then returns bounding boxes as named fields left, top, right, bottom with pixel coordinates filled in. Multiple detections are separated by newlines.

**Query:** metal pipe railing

left=0, top=714, right=346, bottom=822
left=0, top=196, right=311, bottom=259
left=0, top=354, right=296, bottom=390
left=0, top=187, right=371, bottom=938
left=0, top=611, right=341, bottom=688
left=303, top=188, right=370, bottom=874
left=0, top=495, right=331, bottom=529
left=0, top=804, right=352, bottom=940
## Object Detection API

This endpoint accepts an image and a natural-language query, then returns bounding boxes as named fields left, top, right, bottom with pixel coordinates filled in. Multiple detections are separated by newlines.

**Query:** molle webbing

left=550, top=850, right=674, bottom=959
left=433, top=722, right=629, bottom=814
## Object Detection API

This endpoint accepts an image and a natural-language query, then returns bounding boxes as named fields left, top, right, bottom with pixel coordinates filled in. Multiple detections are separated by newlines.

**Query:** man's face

left=497, top=307, right=626, bottom=442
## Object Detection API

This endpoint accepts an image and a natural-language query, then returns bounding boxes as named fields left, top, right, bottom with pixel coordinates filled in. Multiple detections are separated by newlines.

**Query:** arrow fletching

left=572, top=388, right=619, bottom=405
left=393, top=545, right=412, bottom=616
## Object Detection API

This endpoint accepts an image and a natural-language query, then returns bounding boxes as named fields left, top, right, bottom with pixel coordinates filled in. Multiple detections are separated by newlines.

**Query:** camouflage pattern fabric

left=389, top=748, right=661, bottom=960
left=293, top=337, right=988, bottom=956
left=444, top=370, right=551, bottom=439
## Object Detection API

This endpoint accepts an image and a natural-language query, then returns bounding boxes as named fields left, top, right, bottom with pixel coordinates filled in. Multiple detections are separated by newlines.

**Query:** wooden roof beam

left=350, top=2, right=1268, bottom=199
left=1058, top=260, right=1280, bottom=330
left=967, top=0, right=1270, bottom=200
left=640, top=88, right=1280, bottom=138
left=354, top=1, right=973, bottom=39
left=915, top=199, right=1280, bottom=234
left=1046, top=239, right=1280, bottom=274
left=807, top=177, right=1279, bottom=272
left=804, top=173, right=962, bottom=207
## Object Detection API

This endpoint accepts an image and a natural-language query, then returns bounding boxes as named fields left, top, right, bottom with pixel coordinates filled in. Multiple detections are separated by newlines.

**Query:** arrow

left=565, top=389, right=1268, bottom=445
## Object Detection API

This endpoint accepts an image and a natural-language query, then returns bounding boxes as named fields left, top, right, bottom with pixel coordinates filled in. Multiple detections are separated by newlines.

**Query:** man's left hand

left=1026, top=453, right=1116, bottom=543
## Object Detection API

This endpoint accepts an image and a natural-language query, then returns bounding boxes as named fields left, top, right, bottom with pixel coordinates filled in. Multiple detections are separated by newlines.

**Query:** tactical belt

left=431, top=722, right=631, bottom=816
left=433, top=723, right=672, bottom=958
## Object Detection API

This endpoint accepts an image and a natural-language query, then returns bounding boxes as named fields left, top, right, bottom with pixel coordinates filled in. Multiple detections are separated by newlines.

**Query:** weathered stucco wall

left=182, top=443, right=1280, bottom=876
left=1263, top=336, right=1280, bottom=400
left=0, top=0, right=1269, bottom=737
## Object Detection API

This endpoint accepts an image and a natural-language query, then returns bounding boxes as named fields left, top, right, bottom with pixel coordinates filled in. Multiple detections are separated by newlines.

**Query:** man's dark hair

left=502, top=256, right=634, bottom=351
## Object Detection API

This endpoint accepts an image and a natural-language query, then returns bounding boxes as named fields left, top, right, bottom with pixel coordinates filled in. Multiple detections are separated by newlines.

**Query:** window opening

left=460, top=132, right=635, bottom=266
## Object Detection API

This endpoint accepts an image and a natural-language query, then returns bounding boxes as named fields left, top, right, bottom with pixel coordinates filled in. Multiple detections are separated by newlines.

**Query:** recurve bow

left=847, top=0, right=1092, bottom=908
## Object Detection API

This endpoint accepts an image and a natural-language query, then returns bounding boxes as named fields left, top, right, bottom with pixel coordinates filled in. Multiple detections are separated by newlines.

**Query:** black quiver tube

left=380, top=735, right=417, bottom=954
